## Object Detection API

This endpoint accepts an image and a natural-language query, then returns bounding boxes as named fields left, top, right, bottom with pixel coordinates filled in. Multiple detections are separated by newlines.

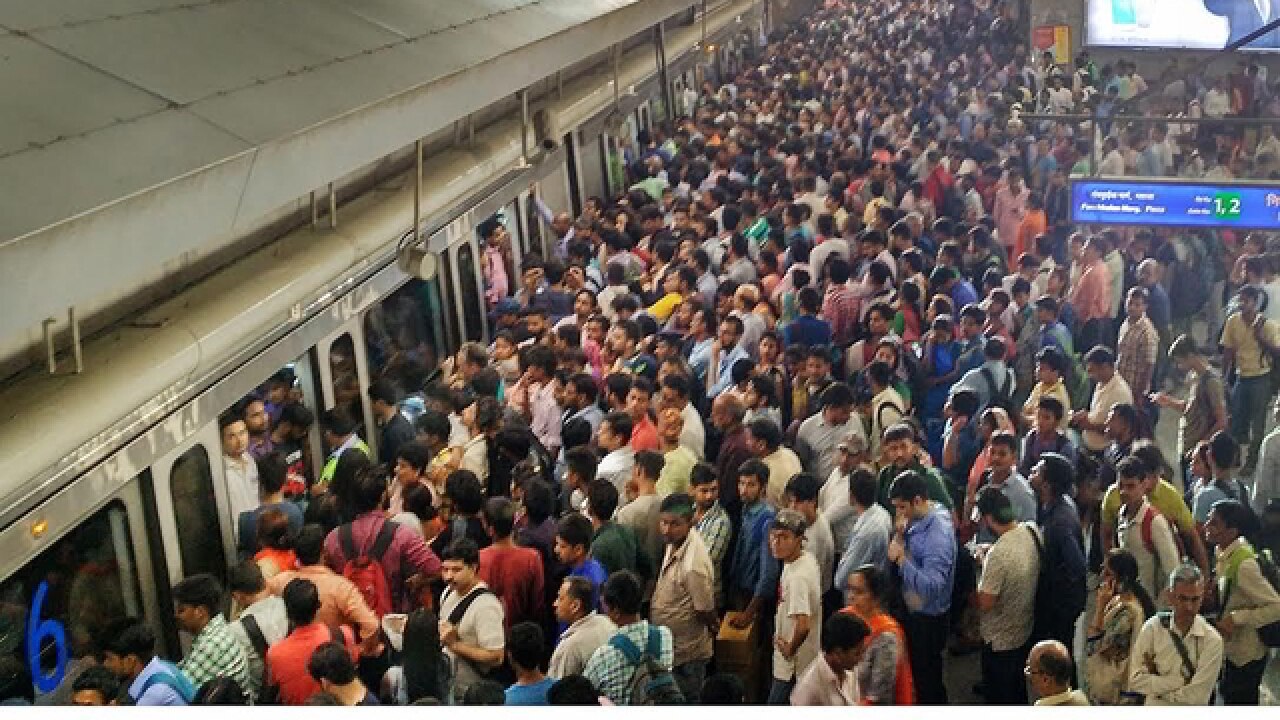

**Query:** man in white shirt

left=973, top=488, right=1040, bottom=705
left=548, top=576, right=616, bottom=678
left=596, top=412, right=637, bottom=501
left=1127, top=563, right=1223, bottom=705
left=819, top=434, right=871, bottom=553
left=221, top=414, right=259, bottom=540
left=790, top=612, right=869, bottom=705
left=1027, top=640, right=1089, bottom=705
left=768, top=509, right=823, bottom=705
left=1071, top=346, right=1133, bottom=454
left=1115, top=456, right=1182, bottom=606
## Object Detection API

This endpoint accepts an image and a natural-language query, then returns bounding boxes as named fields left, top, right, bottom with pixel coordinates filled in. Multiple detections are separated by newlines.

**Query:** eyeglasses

left=1023, top=666, right=1046, bottom=677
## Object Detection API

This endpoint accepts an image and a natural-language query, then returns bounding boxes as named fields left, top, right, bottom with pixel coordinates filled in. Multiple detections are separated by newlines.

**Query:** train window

left=328, top=333, right=368, bottom=439
left=454, top=243, right=485, bottom=342
left=437, top=250, right=460, bottom=352
left=524, top=194, right=544, bottom=259
left=363, top=279, right=440, bottom=414
left=0, top=502, right=141, bottom=699
left=170, top=446, right=226, bottom=581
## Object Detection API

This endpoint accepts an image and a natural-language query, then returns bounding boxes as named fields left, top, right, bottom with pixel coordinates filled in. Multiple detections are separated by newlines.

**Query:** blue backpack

left=136, top=663, right=196, bottom=705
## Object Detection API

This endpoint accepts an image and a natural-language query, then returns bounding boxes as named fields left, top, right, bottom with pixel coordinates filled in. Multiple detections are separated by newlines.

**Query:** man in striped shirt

left=172, top=574, right=251, bottom=698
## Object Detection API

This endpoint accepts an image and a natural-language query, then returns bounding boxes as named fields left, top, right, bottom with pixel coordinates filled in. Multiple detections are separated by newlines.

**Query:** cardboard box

left=716, top=612, right=760, bottom=667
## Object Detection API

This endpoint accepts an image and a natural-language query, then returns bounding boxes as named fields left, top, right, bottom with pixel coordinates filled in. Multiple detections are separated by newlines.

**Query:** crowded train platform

left=4, top=0, right=1280, bottom=709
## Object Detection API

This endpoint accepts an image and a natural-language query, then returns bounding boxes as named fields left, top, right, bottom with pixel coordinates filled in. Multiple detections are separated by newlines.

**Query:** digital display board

left=1086, top=0, right=1280, bottom=51
left=1070, top=179, right=1280, bottom=229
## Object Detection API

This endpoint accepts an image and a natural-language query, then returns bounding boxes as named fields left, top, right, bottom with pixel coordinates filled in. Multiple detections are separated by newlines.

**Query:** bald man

left=1026, top=640, right=1089, bottom=706
left=711, top=394, right=752, bottom=514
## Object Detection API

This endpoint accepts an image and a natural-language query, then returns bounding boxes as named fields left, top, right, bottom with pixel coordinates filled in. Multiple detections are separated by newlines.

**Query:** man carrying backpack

left=100, top=619, right=196, bottom=706
left=439, top=538, right=507, bottom=699
left=323, top=468, right=441, bottom=615
left=1204, top=500, right=1280, bottom=705
left=584, top=570, right=680, bottom=705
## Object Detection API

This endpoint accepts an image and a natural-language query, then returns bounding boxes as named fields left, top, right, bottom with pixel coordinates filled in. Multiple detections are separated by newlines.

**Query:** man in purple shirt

left=323, top=469, right=441, bottom=613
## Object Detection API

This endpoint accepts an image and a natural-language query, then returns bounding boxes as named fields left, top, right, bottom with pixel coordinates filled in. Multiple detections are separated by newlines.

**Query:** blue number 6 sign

left=26, top=581, right=68, bottom=693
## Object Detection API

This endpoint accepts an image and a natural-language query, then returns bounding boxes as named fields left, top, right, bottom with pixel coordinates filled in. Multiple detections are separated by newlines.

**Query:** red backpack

left=1138, top=504, right=1186, bottom=561
left=339, top=520, right=399, bottom=617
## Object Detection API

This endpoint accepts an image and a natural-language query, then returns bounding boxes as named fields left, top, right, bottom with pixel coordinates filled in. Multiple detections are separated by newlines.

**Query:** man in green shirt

left=876, top=423, right=955, bottom=519
left=586, top=479, right=652, bottom=584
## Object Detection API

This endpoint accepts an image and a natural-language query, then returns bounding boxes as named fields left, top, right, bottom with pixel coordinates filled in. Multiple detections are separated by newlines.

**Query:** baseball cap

left=774, top=508, right=808, bottom=535
left=837, top=433, right=868, bottom=455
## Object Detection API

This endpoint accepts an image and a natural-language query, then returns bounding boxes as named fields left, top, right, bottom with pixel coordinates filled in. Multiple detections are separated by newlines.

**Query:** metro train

left=0, top=0, right=763, bottom=695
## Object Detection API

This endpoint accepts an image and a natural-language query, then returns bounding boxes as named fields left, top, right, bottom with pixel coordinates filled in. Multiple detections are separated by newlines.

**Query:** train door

left=316, top=323, right=376, bottom=458
left=148, top=424, right=236, bottom=588
left=0, top=480, right=158, bottom=696
left=443, top=213, right=487, bottom=345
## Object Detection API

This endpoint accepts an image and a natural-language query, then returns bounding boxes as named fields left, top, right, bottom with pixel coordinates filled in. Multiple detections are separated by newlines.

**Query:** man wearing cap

left=767, top=508, right=823, bottom=705
left=795, top=383, right=863, bottom=486
left=820, top=432, right=872, bottom=554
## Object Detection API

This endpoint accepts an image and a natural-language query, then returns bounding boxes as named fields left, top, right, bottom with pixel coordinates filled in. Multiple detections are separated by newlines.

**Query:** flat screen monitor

left=1086, top=0, right=1280, bottom=51
left=1071, top=178, right=1280, bottom=229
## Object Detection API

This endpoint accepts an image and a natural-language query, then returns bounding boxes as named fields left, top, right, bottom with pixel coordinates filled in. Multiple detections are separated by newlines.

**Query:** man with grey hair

left=1126, top=563, right=1223, bottom=705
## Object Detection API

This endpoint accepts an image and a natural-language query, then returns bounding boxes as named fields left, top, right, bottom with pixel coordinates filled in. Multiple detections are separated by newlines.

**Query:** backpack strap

left=645, top=625, right=663, bottom=657
left=1219, top=543, right=1258, bottom=614
left=609, top=631, right=644, bottom=664
left=447, top=586, right=494, bottom=626
left=1140, top=505, right=1155, bottom=556
left=1158, top=612, right=1197, bottom=682
left=340, top=523, right=358, bottom=561
left=241, top=614, right=269, bottom=659
left=370, top=520, right=399, bottom=563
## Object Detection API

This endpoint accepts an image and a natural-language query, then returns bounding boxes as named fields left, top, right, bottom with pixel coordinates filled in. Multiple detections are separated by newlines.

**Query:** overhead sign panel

left=1070, top=178, right=1280, bottom=230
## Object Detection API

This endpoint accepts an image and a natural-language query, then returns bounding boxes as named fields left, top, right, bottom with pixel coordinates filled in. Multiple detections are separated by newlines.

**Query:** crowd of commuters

left=9, top=0, right=1280, bottom=709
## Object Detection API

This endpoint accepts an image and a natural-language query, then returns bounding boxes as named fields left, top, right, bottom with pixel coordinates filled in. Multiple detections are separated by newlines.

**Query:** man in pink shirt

left=991, top=169, right=1030, bottom=255
left=1069, top=236, right=1113, bottom=353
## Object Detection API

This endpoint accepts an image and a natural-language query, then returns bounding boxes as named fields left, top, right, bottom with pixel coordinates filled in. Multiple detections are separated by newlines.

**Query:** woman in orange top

left=253, top=507, right=298, bottom=579
left=843, top=564, right=914, bottom=705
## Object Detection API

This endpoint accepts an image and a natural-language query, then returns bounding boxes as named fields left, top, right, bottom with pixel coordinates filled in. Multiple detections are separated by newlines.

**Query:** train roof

left=0, top=0, right=694, bottom=361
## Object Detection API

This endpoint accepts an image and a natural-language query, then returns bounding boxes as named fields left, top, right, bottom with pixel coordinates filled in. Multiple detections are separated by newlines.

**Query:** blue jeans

left=1230, top=374, right=1271, bottom=468
left=672, top=660, right=708, bottom=704
left=767, top=678, right=794, bottom=705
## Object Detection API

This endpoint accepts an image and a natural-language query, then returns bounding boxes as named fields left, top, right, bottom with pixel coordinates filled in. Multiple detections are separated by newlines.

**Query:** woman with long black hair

left=1083, top=549, right=1156, bottom=705
left=381, top=609, right=452, bottom=705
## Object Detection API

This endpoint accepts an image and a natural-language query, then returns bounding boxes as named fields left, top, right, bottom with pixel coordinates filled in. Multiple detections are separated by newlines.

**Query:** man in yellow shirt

left=1220, top=285, right=1280, bottom=472
left=1099, top=441, right=1210, bottom=578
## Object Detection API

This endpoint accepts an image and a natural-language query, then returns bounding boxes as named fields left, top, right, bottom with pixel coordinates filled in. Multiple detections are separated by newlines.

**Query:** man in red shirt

left=265, top=578, right=358, bottom=705
left=479, top=497, right=546, bottom=630
left=627, top=378, right=661, bottom=452
left=1069, top=235, right=1113, bottom=353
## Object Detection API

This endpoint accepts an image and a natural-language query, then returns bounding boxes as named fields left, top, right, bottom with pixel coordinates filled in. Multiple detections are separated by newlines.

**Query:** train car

left=0, top=0, right=764, bottom=697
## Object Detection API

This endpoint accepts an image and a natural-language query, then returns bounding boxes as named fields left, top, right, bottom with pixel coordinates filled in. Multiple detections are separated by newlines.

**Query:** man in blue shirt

left=101, top=619, right=195, bottom=706
left=708, top=316, right=749, bottom=397
left=505, top=623, right=556, bottom=705
left=783, top=287, right=833, bottom=348
left=887, top=470, right=957, bottom=705
left=727, top=459, right=779, bottom=631
left=1027, top=452, right=1087, bottom=650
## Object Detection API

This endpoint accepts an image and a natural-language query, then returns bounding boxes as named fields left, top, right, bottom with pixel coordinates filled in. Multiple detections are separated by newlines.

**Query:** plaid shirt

left=822, top=283, right=861, bottom=346
left=695, top=501, right=732, bottom=604
left=583, top=620, right=674, bottom=705
left=180, top=614, right=251, bottom=695
left=1116, top=315, right=1158, bottom=397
